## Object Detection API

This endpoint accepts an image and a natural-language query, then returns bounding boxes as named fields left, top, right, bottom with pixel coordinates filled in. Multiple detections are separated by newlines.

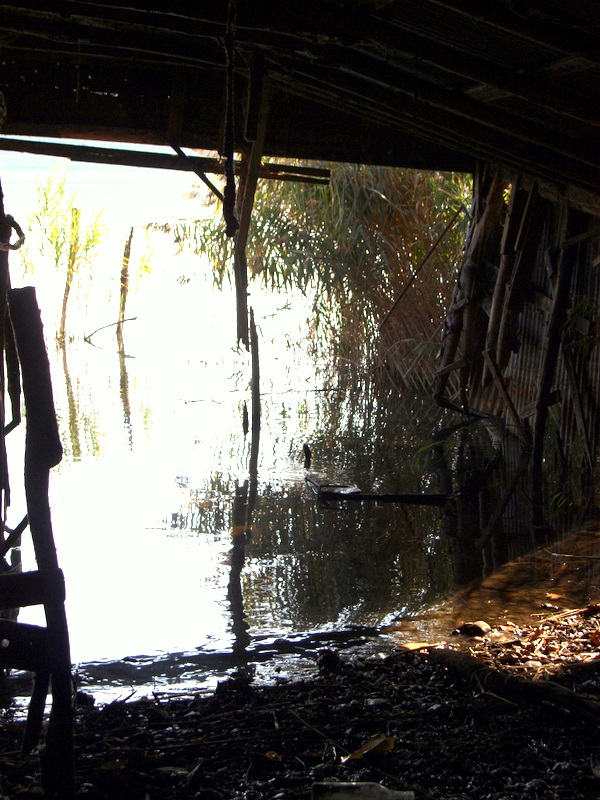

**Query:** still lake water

left=0, top=148, right=449, bottom=700
left=4, top=150, right=592, bottom=706
left=8, top=251, right=452, bottom=702
left=3, top=148, right=589, bottom=706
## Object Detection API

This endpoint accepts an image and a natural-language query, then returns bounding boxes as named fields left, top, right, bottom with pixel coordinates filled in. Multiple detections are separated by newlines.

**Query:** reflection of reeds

left=61, top=343, right=81, bottom=461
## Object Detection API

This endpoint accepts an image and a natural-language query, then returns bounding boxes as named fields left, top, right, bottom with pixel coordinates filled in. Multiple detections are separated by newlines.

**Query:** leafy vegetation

left=151, top=164, right=471, bottom=391
left=20, top=168, right=104, bottom=343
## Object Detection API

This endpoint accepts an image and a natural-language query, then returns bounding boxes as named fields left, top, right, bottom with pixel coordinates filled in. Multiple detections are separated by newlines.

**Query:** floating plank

left=305, top=474, right=446, bottom=506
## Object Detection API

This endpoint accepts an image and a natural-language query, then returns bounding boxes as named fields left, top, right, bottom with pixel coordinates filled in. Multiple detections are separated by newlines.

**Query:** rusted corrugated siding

left=556, top=233, right=600, bottom=468
left=385, top=170, right=599, bottom=542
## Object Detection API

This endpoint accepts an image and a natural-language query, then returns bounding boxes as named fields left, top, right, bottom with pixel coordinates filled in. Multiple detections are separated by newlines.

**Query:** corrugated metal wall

left=384, top=167, right=600, bottom=551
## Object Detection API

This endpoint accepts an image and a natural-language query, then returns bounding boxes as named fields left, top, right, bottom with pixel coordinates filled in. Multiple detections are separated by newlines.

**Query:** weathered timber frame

left=430, top=165, right=600, bottom=529
left=0, top=193, right=74, bottom=799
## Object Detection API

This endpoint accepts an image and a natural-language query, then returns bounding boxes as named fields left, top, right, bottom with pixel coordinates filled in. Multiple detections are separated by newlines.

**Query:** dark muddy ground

left=1, top=606, right=600, bottom=800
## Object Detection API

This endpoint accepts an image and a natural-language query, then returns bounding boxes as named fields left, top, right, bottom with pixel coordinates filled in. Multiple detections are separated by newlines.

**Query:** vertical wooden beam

left=0, top=182, right=11, bottom=529
left=248, top=307, right=260, bottom=515
left=496, top=188, right=547, bottom=372
left=482, top=174, right=525, bottom=384
left=482, top=349, right=530, bottom=446
left=561, top=343, right=594, bottom=471
left=433, top=167, right=505, bottom=409
left=9, top=287, right=74, bottom=800
left=530, top=213, right=582, bottom=527
left=234, top=85, right=269, bottom=348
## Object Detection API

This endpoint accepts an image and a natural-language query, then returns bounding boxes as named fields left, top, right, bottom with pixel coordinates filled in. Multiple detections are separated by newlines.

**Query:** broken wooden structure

left=383, top=164, right=600, bottom=565
left=0, top=201, right=73, bottom=798
left=0, top=3, right=597, bottom=794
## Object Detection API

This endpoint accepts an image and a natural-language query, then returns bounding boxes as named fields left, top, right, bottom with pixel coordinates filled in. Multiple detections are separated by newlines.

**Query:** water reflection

left=34, top=288, right=454, bottom=695
left=9, top=273, right=595, bottom=702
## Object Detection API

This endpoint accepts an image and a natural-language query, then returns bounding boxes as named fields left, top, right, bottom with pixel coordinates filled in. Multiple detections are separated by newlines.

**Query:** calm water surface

left=4, top=150, right=588, bottom=706
left=3, top=176, right=591, bottom=706
left=11, top=266, right=452, bottom=701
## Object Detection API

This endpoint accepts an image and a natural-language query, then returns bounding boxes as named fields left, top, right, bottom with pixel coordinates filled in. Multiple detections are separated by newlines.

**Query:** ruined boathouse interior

left=0, top=2, right=598, bottom=797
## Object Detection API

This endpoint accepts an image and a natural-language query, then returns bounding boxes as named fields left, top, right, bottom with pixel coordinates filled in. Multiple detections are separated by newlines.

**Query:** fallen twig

left=84, top=317, right=137, bottom=345
left=427, top=647, right=600, bottom=721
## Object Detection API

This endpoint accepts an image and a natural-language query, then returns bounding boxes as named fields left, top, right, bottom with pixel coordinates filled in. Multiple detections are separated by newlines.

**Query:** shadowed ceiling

left=0, top=1, right=598, bottom=192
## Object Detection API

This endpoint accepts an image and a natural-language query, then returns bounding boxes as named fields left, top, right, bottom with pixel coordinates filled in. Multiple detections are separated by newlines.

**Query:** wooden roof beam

left=425, top=0, right=600, bottom=66
left=351, top=18, right=599, bottom=127
left=303, top=46, right=599, bottom=162
left=269, top=56, right=600, bottom=176
left=271, top=67, right=600, bottom=192
left=2, top=4, right=597, bottom=132
left=0, top=137, right=330, bottom=184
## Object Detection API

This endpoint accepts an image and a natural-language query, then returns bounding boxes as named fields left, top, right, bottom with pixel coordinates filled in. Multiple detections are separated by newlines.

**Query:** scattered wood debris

left=466, top=603, right=600, bottom=680
left=0, top=604, right=599, bottom=799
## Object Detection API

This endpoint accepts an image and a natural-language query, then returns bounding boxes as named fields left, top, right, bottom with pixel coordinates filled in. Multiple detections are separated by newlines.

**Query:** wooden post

left=482, top=175, right=525, bottom=384
left=561, top=344, right=594, bottom=471
left=496, top=188, right=547, bottom=373
left=9, top=287, right=74, bottom=800
left=530, top=214, right=581, bottom=528
left=433, top=168, right=505, bottom=409
left=248, top=308, right=261, bottom=515
left=0, top=183, right=11, bottom=536
left=234, top=85, right=270, bottom=348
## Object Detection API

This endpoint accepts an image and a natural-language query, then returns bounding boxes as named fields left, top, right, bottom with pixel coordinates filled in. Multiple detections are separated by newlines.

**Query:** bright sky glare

left=0, top=137, right=205, bottom=232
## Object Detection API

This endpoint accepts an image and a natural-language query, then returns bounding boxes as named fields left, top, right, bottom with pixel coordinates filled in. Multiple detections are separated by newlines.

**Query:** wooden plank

left=482, top=349, right=531, bottom=445
left=0, top=137, right=330, bottom=184
left=0, top=619, right=50, bottom=673
left=0, top=568, right=65, bottom=610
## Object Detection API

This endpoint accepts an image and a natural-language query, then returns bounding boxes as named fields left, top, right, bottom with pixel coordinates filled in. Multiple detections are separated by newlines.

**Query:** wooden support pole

left=561, top=343, right=594, bottom=472
left=433, top=168, right=505, bottom=408
left=530, top=222, right=580, bottom=527
left=0, top=182, right=11, bottom=528
left=482, top=175, right=524, bottom=384
left=482, top=349, right=530, bottom=446
left=234, top=83, right=269, bottom=348
left=496, top=188, right=547, bottom=372
left=248, top=307, right=261, bottom=515
left=169, top=142, right=225, bottom=203
left=221, top=0, right=239, bottom=239
left=249, top=308, right=261, bottom=436
left=4, top=310, right=21, bottom=435
left=9, top=287, right=74, bottom=800
left=245, top=49, right=266, bottom=143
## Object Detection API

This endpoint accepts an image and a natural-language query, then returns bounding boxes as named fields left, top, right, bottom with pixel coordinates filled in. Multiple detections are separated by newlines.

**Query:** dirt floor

left=1, top=603, right=600, bottom=800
